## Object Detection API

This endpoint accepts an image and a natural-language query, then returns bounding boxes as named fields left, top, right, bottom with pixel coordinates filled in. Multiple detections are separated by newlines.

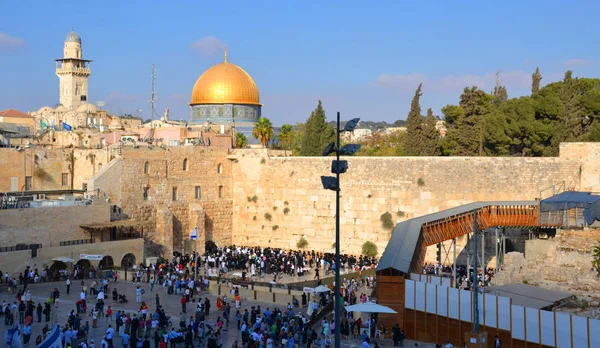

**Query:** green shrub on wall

left=380, top=212, right=394, bottom=230
left=264, top=213, right=272, bottom=221
left=362, top=241, right=378, bottom=257
left=283, top=207, right=290, bottom=215
left=297, top=237, right=308, bottom=249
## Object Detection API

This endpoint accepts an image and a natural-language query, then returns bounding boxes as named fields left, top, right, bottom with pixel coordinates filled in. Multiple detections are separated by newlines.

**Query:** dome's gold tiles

left=191, top=62, right=260, bottom=106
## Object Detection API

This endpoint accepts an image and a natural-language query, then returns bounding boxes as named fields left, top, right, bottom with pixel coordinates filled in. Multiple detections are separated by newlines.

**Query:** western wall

left=230, top=143, right=597, bottom=257
left=3, top=142, right=599, bottom=261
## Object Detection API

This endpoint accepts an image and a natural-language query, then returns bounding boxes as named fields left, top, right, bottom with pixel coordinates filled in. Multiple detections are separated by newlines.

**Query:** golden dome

left=190, top=52, right=260, bottom=106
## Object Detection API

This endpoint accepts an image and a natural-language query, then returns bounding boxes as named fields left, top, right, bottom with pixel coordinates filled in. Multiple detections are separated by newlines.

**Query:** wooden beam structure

left=409, top=204, right=542, bottom=273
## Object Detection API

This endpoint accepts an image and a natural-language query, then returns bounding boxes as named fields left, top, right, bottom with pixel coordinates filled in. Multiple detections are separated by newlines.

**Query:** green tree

left=592, top=241, right=600, bottom=275
left=252, top=117, right=274, bottom=148
left=404, top=83, right=424, bottom=156
left=300, top=100, right=335, bottom=156
left=492, top=72, right=508, bottom=107
left=235, top=132, right=247, bottom=148
left=357, top=131, right=406, bottom=156
left=454, top=87, right=493, bottom=156
left=421, top=108, right=440, bottom=155
left=532, top=67, right=542, bottom=94
left=278, top=124, right=293, bottom=155
left=362, top=241, right=378, bottom=257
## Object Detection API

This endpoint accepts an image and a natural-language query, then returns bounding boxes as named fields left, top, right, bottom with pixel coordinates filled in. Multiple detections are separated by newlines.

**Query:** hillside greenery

left=271, top=70, right=600, bottom=157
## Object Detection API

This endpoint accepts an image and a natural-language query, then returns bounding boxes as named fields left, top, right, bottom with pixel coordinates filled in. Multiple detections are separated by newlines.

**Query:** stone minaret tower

left=55, top=30, right=92, bottom=110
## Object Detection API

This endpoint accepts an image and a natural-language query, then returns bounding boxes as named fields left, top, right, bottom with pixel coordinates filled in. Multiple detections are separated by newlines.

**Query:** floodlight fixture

left=321, top=176, right=339, bottom=191
left=322, top=142, right=336, bottom=156
left=342, top=118, right=361, bottom=132
left=331, top=160, right=348, bottom=174
left=339, top=144, right=361, bottom=156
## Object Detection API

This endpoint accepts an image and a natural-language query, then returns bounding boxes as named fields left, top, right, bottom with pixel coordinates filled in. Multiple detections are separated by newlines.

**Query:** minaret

left=55, top=30, right=92, bottom=110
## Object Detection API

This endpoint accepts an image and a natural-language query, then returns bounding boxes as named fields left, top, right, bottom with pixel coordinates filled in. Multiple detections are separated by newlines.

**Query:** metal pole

left=334, top=111, right=341, bottom=348
left=472, top=210, right=480, bottom=334
left=194, top=238, right=198, bottom=281
left=452, top=238, right=456, bottom=287
left=481, top=229, right=485, bottom=273
left=495, top=228, right=499, bottom=272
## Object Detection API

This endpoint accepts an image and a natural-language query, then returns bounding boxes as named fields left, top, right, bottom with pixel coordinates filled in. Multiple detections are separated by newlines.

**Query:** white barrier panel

left=555, top=312, right=572, bottom=348
left=459, top=289, right=471, bottom=322
left=405, top=279, right=415, bottom=310
left=525, top=307, right=540, bottom=344
left=540, top=310, right=555, bottom=347
left=497, top=296, right=511, bottom=331
left=415, top=281, right=425, bottom=311
left=572, top=315, right=588, bottom=348
left=441, top=277, right=452, bottom=288
left=448, top=287, right=459, bottom=319
left=410, top=273, right=421, bottom=282
left=511, top=305, right=525, bottom=340
left=590, top=317, right=600, bottom=347
left=426, top=283, right=437, bottom=314
left=437, top=286, right=448, bottom=317
left=484, top=294, right=497, bottom=329
left=478, top=294, right=485, bottom=326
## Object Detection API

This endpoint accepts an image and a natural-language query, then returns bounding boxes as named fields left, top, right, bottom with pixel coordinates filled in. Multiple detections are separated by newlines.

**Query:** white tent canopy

left=345, top=302, right=397, bottom=338
left=314, top=285, right=331, bottom=293
left=52, top=257, right=74, bottom=263
left=345, top=302, right=397, bottom=314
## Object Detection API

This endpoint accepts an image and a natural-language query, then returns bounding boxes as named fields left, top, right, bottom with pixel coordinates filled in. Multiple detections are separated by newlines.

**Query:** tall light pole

left=321, top=113, right=361, bottom=348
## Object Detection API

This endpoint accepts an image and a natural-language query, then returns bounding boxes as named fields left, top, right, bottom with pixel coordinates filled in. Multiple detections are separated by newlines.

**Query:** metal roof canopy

left=485, top=283, right=572, bottom=310
left=376, top=201, right=539, bottom=274
left=540, top=191, right=600, bottom=225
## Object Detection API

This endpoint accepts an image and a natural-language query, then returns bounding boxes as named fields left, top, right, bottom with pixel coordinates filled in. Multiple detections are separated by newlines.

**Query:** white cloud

left=190, top=36, right=227, bottom=57
left=0, top=32, right=25, bottom=51
left=563, top=59, right=595, bottom=67
left=370, top=70, right=532, bottom=94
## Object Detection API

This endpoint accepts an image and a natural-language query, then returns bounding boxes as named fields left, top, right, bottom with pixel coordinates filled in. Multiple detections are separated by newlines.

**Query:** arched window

left=144, top=161, right=149, bottom=174
left=217, top=163, right=223, bottom=174
left=183, top=158, right=188, bottom=171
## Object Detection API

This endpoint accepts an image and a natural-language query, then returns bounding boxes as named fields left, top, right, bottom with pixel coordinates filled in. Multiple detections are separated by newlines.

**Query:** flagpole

left=192, top=226, right=198, bottom=282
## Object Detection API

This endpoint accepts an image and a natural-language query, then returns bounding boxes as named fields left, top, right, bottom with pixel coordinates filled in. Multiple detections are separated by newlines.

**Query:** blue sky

left=0, top=1, right=598, bottom=125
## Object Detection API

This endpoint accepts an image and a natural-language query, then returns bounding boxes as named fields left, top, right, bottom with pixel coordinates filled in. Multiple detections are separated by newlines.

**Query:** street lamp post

left=321, top=112, right=361, bottom=348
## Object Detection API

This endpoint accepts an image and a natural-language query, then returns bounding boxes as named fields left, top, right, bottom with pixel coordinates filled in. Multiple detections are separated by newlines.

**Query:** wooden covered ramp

left=375, top=201, right=558, bottom=347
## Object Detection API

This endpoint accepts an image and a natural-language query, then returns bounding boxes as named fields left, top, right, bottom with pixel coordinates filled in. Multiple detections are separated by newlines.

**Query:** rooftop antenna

left=150, top=63, right=157, bottom=122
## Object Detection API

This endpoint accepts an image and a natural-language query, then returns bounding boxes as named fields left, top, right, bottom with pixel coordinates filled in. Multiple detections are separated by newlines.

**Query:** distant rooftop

left=0, top=108, right=31, bottom=118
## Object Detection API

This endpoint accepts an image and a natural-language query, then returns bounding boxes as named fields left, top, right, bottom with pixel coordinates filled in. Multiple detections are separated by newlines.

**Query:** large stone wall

left=0, top=203, right=110, bottom=246
left=231, top=148, right=587, bottom=256
left=88, top=147, right=233, bottom=254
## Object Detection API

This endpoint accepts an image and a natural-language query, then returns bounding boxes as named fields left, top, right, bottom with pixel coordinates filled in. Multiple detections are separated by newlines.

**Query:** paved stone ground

left=0, top=279, right=437, bottom=347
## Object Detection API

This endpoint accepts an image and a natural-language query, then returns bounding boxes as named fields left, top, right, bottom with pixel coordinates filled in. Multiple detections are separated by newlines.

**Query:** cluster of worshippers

left=200, top=246, right=379, bottom=280
left=421, top=263, right=496, bottom=290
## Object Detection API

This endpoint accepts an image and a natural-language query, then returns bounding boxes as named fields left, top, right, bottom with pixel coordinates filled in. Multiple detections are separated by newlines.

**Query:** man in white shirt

left=80, top=291, right=86, bottom=301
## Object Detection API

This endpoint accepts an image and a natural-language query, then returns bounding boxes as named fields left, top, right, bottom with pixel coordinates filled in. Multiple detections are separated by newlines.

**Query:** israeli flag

left=190, top=226, right=198, bottom=240
left=63, top=122, right=72, bottom=131
left=36, top=324, right=60, bottom=348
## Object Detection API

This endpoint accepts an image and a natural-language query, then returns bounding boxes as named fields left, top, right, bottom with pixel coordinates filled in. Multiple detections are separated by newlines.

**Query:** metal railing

left=59, top=239, right=94, bottom=246
left=0, top=243, right=42, bottom=253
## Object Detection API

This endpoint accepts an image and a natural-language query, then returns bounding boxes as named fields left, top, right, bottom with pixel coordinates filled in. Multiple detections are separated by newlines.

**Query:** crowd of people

left=421, top=263, right=497, bottom=290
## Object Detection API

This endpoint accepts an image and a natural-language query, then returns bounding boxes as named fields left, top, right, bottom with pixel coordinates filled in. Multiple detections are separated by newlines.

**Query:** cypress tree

left=300, top=100, right=335, bottom=156
left=404, top=83, right=424, bottom=156
left=532, top=67, right=542, bottom=94
left=421, top=108, right=440, bottom=155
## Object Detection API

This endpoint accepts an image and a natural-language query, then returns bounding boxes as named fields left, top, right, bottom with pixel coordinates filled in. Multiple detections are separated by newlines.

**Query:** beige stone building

left=29, top=30, right=141, bottom=134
